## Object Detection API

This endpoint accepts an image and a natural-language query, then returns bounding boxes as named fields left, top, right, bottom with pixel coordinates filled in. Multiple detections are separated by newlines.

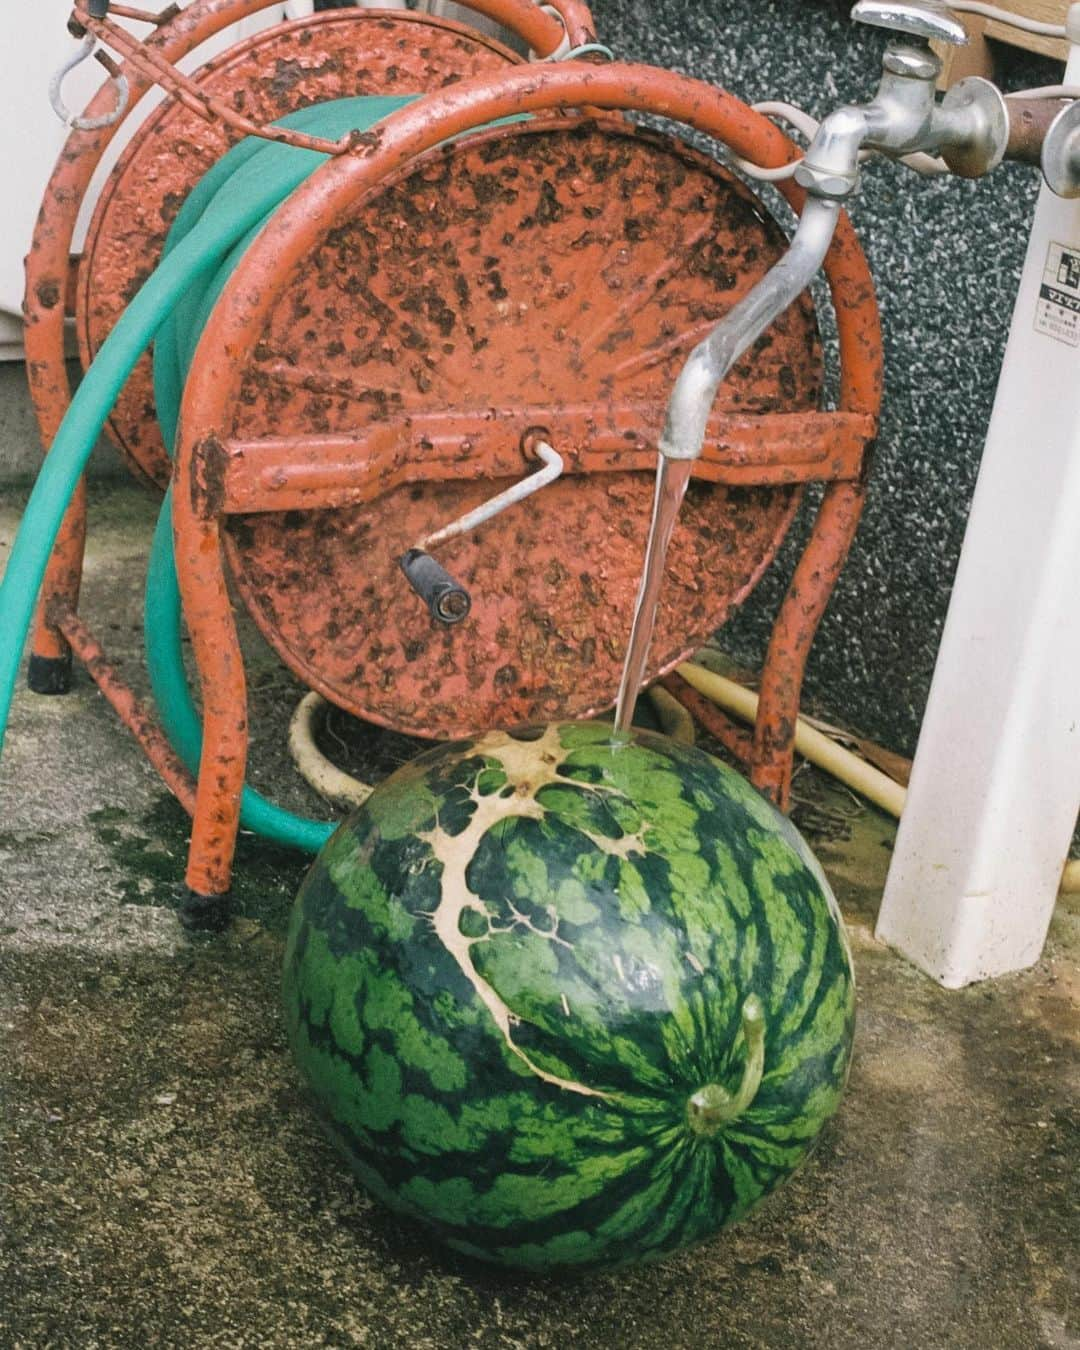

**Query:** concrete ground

left=1, top=480, right=1077, bottom=1349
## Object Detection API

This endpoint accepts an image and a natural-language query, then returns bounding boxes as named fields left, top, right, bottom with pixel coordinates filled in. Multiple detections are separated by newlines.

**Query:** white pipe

left=1006, top=86, right=1080, bottom=100
left=950, top=1, right=1067, bottom=39
left=677, top=663, right=909, bottom=818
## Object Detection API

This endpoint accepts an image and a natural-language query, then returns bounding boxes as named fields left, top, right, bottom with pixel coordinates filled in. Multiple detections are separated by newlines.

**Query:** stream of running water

left=612, top=454, right=694, bottom=735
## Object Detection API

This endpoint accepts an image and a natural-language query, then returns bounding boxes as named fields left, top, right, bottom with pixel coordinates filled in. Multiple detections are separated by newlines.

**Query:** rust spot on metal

left=191, top=434, right=227, bottom=519
left=35, top=280, right=61, bottom=311
left=348, top=127, right=385, bottom=155
left=1005, top=97, right=1064, bottom=166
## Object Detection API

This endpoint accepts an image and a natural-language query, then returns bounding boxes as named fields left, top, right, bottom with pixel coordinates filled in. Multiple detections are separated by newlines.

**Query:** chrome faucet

left=660, top=0, right=1010, bottom=462
left=799, top=0, right=1009, bottom=194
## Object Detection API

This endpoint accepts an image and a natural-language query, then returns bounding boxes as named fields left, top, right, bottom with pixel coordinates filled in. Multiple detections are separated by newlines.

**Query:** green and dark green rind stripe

left=282, top=722, right=854, bottom=1271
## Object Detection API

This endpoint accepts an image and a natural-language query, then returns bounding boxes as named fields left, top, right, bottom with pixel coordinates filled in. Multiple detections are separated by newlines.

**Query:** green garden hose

left=145, top=488, right=335, bottom=852
left=0, top=96, right=414, bottom=853
left=145, top=95, right=416, bottom=851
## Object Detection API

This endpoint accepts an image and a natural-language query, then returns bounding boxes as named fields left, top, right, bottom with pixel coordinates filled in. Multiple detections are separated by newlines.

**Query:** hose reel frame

left=171, top=59, right=882, bottom=897
left=199, top=114, right=827, bottom=739
left=20, top=4, right=882, bottom=910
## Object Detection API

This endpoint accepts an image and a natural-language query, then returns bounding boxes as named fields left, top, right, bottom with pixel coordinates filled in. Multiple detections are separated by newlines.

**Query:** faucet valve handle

left=851, top=1, right=969, bottom=44
left=1042, top=99, right=1080, bottom=199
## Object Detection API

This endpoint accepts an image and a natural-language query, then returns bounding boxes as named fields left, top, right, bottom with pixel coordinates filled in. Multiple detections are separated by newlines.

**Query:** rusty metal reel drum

left=212, top=118, right=825, bottom=739
left=77, top=8, right=525, bottom=486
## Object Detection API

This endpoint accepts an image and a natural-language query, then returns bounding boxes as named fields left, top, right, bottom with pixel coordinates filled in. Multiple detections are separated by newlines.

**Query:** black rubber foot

left=179, top=889, right=232, bottom=934
left=27, top=652, right=74, bottom=696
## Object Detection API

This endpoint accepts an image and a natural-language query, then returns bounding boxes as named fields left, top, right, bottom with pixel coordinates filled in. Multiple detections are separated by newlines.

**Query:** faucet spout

left=661, top=12, right=1011, bottom=465
left=659, top=196, right=842, bottom=462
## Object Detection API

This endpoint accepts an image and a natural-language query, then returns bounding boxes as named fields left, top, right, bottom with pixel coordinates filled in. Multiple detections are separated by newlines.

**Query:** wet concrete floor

left=1, top=483, right=1077, bottom=1348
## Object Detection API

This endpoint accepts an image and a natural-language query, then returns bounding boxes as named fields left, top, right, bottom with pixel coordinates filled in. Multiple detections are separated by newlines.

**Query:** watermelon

left=282, top=721, right=854, bottom=1271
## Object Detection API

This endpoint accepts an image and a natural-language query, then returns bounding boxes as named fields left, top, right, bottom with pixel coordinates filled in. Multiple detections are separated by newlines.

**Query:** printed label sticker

left=1034, top=241, right=1080, bottom=348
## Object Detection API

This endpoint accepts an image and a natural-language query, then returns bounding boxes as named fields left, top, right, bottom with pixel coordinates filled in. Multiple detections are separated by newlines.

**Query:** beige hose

left=288, top=692, right=374, bottom=811
left=677, top=663, right=908, bottom=818
left=647, top=685, right=696, bottom=745
left=676, top=662, right=1080, bottom=896
left=290, top=685, right=695, bottom=812
left=288, top=668, right=1080, bottom=893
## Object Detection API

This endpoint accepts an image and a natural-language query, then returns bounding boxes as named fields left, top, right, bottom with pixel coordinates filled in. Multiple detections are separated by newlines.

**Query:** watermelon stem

left=686, top=994, right=766, bottom=1136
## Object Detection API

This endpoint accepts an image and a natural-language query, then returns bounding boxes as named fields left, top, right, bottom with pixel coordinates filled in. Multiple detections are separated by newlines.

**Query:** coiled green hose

left=0, top=96, right=414, bottom=853
left=147, top=96, right=416, bottom=852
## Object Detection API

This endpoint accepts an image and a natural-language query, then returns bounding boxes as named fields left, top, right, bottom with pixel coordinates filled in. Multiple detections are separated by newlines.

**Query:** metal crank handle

left=398, top=550, right=473, bottom=626
left=398, top=439, right=564, bottom=624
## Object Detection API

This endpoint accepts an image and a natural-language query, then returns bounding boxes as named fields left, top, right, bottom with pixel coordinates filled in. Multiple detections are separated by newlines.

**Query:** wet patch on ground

left=89, top=799, right=310, bottom=937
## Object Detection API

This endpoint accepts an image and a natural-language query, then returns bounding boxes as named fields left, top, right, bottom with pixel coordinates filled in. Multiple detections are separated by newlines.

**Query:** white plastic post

left=876, top=44, right=1080, bottom=987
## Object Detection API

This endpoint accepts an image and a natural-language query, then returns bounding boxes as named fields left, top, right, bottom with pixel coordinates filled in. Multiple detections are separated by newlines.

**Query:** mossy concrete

left=2, top=482, right=1077, bottom=1348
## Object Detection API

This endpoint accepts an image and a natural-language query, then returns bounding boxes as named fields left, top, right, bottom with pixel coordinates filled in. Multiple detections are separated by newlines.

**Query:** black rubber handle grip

left=398, top=549, right=472, bottom=625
